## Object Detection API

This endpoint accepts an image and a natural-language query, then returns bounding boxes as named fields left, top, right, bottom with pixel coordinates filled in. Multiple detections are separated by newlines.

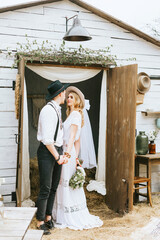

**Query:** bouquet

left=146, top=130, right=159, bottom=141
left=69, top=166, right=85, bottom=190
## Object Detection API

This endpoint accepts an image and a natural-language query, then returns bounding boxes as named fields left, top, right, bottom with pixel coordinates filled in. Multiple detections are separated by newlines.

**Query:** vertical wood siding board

left=123, top=66, right=130, bottom=209
left=118, top=66, right=127, bottom=212
left=110, top=70, right=115, bottom=209
left=128, top=65, right=137, bottom=210
left=113, top=68, right=120, bottom=211
left=123, top=65, right=132, bottom=211
left=118, top=67, right=126, bottom=211
left=106, top=69, right=113, bottom=208
left=114, top=67, right=121, bottom=210
left=113, top=69, right=119, bottom=210
left=112, top=68, right=118, bottom=210
left=112, top=67, right=118, bottom=210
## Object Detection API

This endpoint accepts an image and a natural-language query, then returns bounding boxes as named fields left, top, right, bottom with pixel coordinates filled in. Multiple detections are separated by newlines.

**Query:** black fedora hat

left=46, top=80, right=70, bottom=100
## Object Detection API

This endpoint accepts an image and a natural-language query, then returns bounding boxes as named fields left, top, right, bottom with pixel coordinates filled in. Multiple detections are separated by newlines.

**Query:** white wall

left=0, top=0, right=160, bottom=203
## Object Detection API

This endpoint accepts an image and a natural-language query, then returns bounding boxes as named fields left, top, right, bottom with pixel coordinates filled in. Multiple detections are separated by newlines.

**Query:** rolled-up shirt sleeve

left=37, top=105, right=58, bottom=145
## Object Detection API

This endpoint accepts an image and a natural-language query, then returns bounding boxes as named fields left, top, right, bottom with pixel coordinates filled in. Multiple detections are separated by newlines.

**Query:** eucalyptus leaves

left=5, top=37, right=117, bottom=68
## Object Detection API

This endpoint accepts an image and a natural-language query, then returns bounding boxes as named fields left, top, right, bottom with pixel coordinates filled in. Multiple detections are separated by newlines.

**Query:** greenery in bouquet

left=146, top=130, right=159, bottom=141
left=69, top=166, right=85, bottom=190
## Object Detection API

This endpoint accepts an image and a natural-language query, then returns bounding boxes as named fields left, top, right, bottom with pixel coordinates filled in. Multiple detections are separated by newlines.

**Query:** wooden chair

left=133, top=176, right=152, bottom=207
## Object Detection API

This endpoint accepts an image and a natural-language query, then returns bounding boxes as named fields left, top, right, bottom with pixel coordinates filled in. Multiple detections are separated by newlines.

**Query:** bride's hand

left=76, top=158, right=82, bottom=168
left=63, top=155, right=69, bottom=164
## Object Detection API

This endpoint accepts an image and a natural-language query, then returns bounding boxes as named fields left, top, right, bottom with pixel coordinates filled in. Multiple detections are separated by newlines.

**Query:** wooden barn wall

left=0, top=0, right=160, bottom=204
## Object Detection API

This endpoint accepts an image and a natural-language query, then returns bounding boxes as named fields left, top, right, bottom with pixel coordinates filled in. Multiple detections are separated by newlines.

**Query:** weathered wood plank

left=3, top=195, right=12, bottom=203
left=0, top=146, right=17, bottom=164
left=0, top=169, right=16, bottom=177
left=0, top=68, right=17, bottom=80
left=0, top=184, right=16, bottom=195
left=0, top=230, right=25, bottom=237
left=0, top=139, right=17, bottom=147
left=1, top=207, right=37, bottom=219
left=4, top=202, right=16, bottom=207
left=0, top=219, right=30, bottom=231
left=0, top=113, right=18, bottom=126
left=0, top=237, right=21, bottom=240
left=15, top=5, right=44, bottom=14
left=23, top=229, right=43, bottom=240
left=0, top=158, right=16, bottom=169
left=0, top=127, right=18, bottom=139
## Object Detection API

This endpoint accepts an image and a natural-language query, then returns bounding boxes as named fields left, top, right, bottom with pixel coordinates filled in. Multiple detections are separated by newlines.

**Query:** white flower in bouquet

left=77, top=166, right=86, bottom=177
left=146, top=130, right=159, bottom=141
left=69, top=166, right=85, bottom=190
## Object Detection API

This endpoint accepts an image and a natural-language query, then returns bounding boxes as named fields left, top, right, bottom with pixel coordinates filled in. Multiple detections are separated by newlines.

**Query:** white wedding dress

left=52, top=110, right=103, bottom=230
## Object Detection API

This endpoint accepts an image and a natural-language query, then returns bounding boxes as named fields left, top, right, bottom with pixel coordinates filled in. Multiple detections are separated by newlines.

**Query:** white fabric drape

left=22, top=66, right=107, bottom=201
left=95, top=70, right=107, bottom=181
left=27, top=66, right=100, bottom=83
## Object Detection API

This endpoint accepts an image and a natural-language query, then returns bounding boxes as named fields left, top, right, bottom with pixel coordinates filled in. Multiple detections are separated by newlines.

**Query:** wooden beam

left=26, top=62, right=109, bottom=70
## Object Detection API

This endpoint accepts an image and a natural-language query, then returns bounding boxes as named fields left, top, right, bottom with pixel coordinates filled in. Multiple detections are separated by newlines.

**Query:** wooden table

left=135, top=153, right=160, bottom=179
left=0, top=207, right=43, bottom=240
left=135, top=153, right=160, bottom=202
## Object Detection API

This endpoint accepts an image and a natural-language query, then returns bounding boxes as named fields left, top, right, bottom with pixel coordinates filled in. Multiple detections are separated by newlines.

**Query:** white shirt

left=37, top=100, right=63, bottom=147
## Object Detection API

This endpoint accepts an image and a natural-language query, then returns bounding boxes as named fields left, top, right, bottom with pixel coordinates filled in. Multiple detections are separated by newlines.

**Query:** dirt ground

left=30, top=159, right=160, bottom=240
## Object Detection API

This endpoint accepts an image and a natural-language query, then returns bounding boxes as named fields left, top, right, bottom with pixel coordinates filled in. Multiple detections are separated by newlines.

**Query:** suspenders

left=47, top=103, right=60, bottom=143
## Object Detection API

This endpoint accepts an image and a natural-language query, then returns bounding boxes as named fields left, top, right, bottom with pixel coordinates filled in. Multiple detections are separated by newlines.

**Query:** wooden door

left=16, top=58, right=25, bottom=206
left=106, top=64, right=137, bottom=213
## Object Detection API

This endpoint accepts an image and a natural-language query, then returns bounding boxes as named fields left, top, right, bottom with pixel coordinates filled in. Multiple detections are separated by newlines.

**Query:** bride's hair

left=66, top=92, right=84, bottom=127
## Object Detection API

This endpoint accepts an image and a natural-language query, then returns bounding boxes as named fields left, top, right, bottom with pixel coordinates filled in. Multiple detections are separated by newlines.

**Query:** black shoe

left=45, top=217, right=54, bottom=229
left=37, top=223, right=51, bottom=235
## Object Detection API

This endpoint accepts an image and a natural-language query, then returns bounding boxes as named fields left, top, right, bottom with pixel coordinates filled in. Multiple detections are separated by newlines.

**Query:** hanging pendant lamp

left=63, top=15, right=92, bottom=42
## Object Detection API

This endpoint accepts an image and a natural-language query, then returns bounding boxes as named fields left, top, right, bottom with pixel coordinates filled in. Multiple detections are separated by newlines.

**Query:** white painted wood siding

left=0, top=0, right=160, bottom=202
left=136, top=79, right=160, bottom=193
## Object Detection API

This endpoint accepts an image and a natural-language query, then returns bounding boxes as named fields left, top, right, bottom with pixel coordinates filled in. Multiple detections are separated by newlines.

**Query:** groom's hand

left=57, top=155, right=65, bottom=165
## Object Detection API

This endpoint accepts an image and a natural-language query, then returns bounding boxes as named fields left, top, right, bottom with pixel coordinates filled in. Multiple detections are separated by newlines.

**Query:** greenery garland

left=5, top=36, right=117, bottom=68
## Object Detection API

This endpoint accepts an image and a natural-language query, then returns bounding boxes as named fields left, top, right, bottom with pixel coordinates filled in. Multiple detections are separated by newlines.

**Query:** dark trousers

left=36, top=142, right=62, bottom=221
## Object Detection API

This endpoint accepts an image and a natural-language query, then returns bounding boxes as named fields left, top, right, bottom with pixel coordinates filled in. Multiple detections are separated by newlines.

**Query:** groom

left=36, top=80, right=70, bottom=235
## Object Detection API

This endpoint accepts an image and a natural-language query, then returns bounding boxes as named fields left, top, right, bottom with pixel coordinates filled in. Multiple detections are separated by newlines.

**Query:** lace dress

left=52, top=111, right=103, bottom=230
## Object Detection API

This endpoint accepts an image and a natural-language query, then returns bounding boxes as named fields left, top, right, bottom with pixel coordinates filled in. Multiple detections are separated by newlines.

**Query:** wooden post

left=16, top=58, right=25, bottom=207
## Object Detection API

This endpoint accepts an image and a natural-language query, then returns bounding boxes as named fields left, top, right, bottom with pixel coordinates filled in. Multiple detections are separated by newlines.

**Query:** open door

left=16, top=59, right=25, bottom=206
left=106, top=64, right=137, bottom=213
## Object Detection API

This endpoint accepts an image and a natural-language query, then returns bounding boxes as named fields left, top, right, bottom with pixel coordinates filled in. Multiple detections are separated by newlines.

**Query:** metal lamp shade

left=63, top=16, right=92, bottom=41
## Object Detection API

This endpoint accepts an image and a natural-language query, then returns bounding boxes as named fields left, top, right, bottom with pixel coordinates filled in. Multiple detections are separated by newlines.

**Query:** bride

left=53, top=86, right=103, bottom=230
